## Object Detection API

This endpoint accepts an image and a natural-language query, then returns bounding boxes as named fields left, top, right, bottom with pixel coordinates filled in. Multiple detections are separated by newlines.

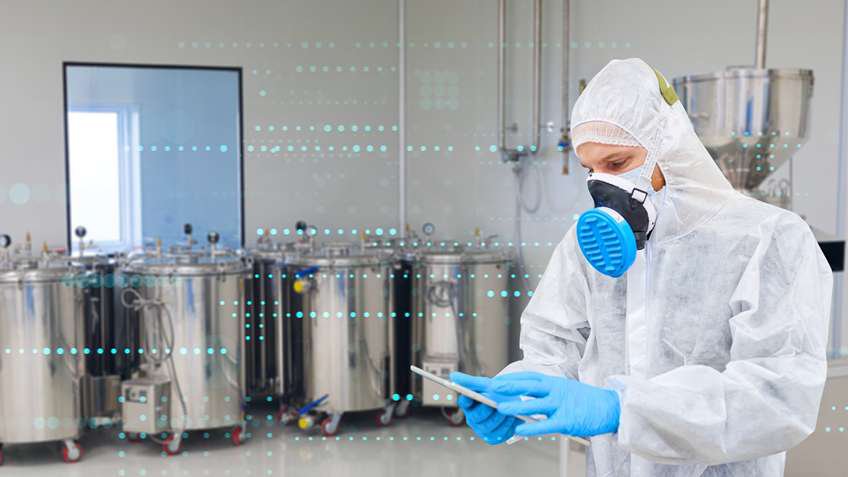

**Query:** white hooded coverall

left=501, top=58, right=833, bottom=476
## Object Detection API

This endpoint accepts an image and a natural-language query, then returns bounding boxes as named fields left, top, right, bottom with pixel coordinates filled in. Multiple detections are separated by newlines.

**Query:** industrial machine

left=672, top=0, right=812, bottom=210
left=288, top=242, right=394, bottom=436
left=411, top=242, right=512, bottom=425
left=246, top=221, right=314, bottom=414
left=672, top=0, right=843, bottom=325
left=118, top=227, right=251, bottom=455
left=70, top=226, right=133, bottom=430
left=0, top=234, right=85, bottom=464
left=364, top=236, right=415, bottom=419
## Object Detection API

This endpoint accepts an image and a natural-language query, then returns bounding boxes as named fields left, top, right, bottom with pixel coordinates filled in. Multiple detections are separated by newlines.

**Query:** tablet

left=410, top=365, right=589, bottom=446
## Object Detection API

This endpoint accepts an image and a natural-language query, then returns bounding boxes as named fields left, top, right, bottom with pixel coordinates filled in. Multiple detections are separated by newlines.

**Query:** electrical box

left=421, top=357, right=458, bottom=407
left=121, top=377, right=171, bottom=435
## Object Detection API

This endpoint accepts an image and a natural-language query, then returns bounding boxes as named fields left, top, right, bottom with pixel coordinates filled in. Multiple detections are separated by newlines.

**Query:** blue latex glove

left=450, top=372, right=519, bottom=445
left=491, top=372, right=620, bottom=438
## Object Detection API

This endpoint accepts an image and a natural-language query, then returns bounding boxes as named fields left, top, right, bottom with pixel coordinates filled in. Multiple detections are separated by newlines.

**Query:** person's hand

left=491, top=372, right=620, bottom=438
left=450, top=372, right=519, bottom=445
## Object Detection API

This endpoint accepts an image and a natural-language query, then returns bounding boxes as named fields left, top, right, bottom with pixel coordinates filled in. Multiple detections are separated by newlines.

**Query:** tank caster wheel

left=376, top=407, right=393, bottom=427
left=231, top=425, right=247, bottom=446
left=162, top=434, right=182, bottom=456
left=280, top=409, right=298, bottom=425
left=126, top=432, right=143, bottom=443
left=320, top=416, right=340, bottom=437
left=394, top=400, right=411, bottom=418
left=274, top=404, right=289, bottom=424
left=61, top=440, right=83, bottom=463
left=442, top=407, right=465, bottom=427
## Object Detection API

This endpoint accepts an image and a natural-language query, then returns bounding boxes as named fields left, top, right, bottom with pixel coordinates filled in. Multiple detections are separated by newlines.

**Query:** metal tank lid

left=288, top=242, right=390, bottom=268
left=672, top=67, right=813, bottom=84
left=416, top=243, right=512, bottom=264
left=250, top=239, right=315, bottom=261
left=0, top=255, right=79, bottom=283
left=122, top=249, right=251, bottom=276
left=69, top=253, right=120, bottom=269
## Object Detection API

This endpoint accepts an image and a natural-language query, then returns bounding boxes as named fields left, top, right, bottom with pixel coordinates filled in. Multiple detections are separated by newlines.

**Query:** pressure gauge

left=422, top=222, right=436, bottom=236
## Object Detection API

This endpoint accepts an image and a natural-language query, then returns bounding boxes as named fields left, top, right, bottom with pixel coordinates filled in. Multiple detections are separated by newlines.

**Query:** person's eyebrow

left=579, top=150, right=630, bottom=169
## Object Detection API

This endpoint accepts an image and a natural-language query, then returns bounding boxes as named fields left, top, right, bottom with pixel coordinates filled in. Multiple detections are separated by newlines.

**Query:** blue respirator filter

left=576, top=207, right=637, bottom=278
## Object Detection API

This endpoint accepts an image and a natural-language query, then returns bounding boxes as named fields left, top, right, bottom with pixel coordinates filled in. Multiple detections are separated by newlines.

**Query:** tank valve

left=208, top=231, right=220, bottom=256
left=0, top=234, right=10, bottom=263
left=184, top=223, right=194, bottom=249
left=293, top=265, right=320, bottom=294
left=75, top=226, right=87, bottom=256
left=558, top=128, right=572, bottom=175
left=297, top=414, right=315, bottom=431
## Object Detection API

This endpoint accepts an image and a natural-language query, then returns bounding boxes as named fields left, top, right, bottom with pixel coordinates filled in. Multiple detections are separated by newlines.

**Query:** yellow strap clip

left=653, top=67, right=679, bottom=106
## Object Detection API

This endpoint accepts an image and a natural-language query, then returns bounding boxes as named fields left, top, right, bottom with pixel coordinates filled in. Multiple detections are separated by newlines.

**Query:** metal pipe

left=561, top=0, right=570, bottom=173
left=398, top=0, right=407, bottom=237
left=497, top=0, right=506, bottom=154
left=532, top=0, right=542, bottom=152
left=831, top=0, right=848, bottom=357
left=754, top=0, right=769, bottom=68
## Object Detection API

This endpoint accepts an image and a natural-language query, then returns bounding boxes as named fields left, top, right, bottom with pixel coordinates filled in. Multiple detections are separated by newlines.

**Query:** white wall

left=0, top=0, right=400, bottom=249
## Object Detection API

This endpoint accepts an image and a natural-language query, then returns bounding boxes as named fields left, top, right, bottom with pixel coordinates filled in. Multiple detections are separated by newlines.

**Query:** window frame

left=62, top=62, right=245, bottom=253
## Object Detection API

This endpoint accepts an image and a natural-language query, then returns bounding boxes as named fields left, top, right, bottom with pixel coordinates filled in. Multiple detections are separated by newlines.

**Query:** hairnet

left=571, top=121, right=642, bottom=154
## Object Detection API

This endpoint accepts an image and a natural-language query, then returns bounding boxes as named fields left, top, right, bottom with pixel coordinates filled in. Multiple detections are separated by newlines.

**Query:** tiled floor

left=0, top=408, right=567, bottom=477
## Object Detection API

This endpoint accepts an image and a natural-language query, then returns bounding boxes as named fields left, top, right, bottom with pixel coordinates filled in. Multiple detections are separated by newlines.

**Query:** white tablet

left=410, top=365, right=589, bottom=446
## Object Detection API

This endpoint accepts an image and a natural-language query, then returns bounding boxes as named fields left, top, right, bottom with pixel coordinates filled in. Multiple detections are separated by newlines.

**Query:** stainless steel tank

left=364, top=238, right=414, bottom=417
left=672, top=67, right=813, bottom=208
left=411, top=245, right=512, bottom=419
left=289, top=243, right=393, bottom=435
left=118, top=239, right=251, bottom=452
left=0, top=254, right=85, bottom=462
left=247, top=239, right=312, bottom=403
left=70, top=254, right=131, bottom=427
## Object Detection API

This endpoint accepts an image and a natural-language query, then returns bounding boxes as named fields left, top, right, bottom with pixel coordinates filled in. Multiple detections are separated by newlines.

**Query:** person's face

left=577, top=142, right=665, bottom=191
left=577, top=142, right=647, bottom=175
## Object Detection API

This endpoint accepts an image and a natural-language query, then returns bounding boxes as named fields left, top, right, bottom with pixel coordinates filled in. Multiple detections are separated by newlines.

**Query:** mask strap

left=632, top=117, right=666, bottom=199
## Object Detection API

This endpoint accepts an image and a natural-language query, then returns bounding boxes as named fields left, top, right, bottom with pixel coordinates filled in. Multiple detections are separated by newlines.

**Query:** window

left=64, top=64, right=243, bottom=254
left=68, top=111, right=123, bottom=245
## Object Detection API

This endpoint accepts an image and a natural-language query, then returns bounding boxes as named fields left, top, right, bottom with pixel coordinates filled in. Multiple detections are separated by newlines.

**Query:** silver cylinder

left=0, top=262, right=84, bottom=445
left=755, top=0, right=769, bottom=69
left=119, top=252, right=251, bottom=431
left=412, top=248, right=512, bottom=407
left=247, top=242, right=309, bottom=400
left=672, top=67, right=813, bottom=208
left=532, top=0, right=542, bottom=150
left=71, top=255, right=129, bottom=425
left=291, top=246, right=391, bottom=414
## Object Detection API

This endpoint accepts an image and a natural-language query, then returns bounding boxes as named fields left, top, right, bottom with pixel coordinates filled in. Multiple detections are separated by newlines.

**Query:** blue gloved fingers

left=491, top=415, right=518, bottom=440
left=492, top=371, right=548, bottom=382
left=482, top=417, right=518, bottom=445
left=514, top=417, right=564, bottom=437
left=457, top=394, right=476, bottom=411
left=498, top=396, right=556, bottom=417
left=464, top=400, right=496, bottom=425
left=489, top=378, right=551, bottom=398
left=450, top=372, right=493, bottom=392
left=473, top=408, right=507, bottom=434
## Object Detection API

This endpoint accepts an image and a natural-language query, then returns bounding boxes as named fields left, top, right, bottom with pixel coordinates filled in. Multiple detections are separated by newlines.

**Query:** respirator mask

left=572, top=122, right=660, bottom=277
